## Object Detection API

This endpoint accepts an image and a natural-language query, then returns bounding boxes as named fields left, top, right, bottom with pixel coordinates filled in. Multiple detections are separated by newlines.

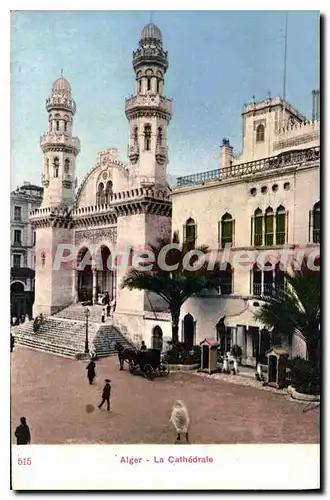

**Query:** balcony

left=40, top=133, right=80, bottom=153
left=253, top=283, right=284, bottom=297
left=264, top=233, right=274, bottom=246
left=125, top=94, right=172, bottom=118
left=176, top=146, right=319, bottom=188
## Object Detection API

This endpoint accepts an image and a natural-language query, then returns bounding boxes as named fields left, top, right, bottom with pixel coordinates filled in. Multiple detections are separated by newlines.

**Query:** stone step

left=12, top=312, right=133, bottom=359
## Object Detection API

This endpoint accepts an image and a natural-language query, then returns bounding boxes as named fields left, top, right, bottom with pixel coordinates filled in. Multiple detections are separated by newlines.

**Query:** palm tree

left=121, top=232, right=222, bottom=345
left=254, top=258, right=320, bottom=366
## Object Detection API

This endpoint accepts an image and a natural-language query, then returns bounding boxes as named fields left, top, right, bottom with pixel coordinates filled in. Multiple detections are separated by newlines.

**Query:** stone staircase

left=54, top=303, right=112, bottom=323
left=11, top=313, right=133, bottom=359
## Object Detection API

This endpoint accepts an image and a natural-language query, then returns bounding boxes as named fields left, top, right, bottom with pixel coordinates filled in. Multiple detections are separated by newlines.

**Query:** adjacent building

left=11, top=182, right=43, bottom=319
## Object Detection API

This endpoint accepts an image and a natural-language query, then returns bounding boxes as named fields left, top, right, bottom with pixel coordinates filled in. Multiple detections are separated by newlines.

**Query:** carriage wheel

left=159, top=362, right=169, bottom=377
left=129, top=360, right=136, bottom=374
left=144, top=364, right=154, bottom=380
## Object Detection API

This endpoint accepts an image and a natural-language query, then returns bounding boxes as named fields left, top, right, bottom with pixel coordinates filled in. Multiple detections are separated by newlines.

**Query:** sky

left=11, top=10, right=320, bottom=190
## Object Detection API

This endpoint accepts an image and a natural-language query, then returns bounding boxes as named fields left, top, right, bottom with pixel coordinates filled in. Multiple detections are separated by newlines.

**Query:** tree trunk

left=170, top=305, right=181, bottom=345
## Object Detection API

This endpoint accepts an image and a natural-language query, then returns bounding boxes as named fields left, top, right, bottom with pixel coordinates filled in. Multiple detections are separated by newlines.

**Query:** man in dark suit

left=14, top=417, right=31, bottom=445
left=98, top=379, right=111, bottom=411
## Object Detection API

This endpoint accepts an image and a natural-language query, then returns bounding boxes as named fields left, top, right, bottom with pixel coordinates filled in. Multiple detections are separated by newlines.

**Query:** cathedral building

left=30, top=22, right=320, bottom=365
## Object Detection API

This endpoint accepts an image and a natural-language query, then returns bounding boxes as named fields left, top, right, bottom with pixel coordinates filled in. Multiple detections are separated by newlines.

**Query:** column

left=237, top=325, right=245, bottom=352
left=92, top=269, right=97, bottom=304
left=73, top=269, right=79, bottom=303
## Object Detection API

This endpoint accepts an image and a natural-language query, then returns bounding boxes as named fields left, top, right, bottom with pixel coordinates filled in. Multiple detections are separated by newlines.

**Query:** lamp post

left=84, top=307, right=90, bottom=354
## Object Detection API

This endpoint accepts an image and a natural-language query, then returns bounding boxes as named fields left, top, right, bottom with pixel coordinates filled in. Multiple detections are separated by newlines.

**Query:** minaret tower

left=40, top=76, right=80, bottom=207
left=125, top=23, right=172, bottom=188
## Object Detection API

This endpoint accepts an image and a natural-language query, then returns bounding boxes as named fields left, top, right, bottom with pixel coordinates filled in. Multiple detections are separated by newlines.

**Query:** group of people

left=101, top=292, right=116, bottom=323
left=85, top=357, right=112, bottom=412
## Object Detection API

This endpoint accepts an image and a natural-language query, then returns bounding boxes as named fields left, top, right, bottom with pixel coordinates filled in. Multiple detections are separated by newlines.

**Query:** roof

left=200, top=338, right=219, bottom=347
left=141, top=23, right=162, bottom=42
left=266, top=345, right=290, bottom=357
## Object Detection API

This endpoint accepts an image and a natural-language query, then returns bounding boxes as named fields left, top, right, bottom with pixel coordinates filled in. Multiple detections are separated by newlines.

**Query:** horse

left=114, top=341, right=137, bottom=371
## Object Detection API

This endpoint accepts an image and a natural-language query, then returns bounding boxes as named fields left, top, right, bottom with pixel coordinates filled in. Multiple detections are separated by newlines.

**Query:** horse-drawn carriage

left=115, top=342, right=169, bottom=380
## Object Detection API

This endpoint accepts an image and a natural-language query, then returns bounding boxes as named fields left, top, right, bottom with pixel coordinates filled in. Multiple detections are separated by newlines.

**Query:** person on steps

left=14, top=417, right=31, bottom=445
left=101, top=308, right=105, bottom=323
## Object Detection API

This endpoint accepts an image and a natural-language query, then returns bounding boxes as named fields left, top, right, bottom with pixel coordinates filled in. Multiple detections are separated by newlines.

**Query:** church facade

left=31, top=22, right=320, bottom=365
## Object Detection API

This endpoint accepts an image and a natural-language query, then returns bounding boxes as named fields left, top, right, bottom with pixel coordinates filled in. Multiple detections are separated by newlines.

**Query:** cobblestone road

left=11, top=347, right=319, bottom=444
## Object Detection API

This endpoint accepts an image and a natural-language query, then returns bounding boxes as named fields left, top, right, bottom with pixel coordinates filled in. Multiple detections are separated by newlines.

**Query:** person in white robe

left=170, top=400, right=190, bottom=443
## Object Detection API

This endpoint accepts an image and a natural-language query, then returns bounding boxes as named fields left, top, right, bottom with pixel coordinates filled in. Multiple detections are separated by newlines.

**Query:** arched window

left=264, top=207, right=274, bottom=246
left=147, top=77, right=151, bottom=91
left=139, top=79, right=142, bottom=93
left=219, top=262, right=232, bottom=295
left=276, top=205, right=286, bottom=245
left=183, top=218, right=197, bottom=248
left=96, top=182, right=105, bottom=205
left=152, top=326, right=163, bottom=350
left=64, top=121, right=67, bottom=132
left=253, top=208, right=263, bottom=246
left=144, top=124, right=152, bottom=151
left=220, top=213, right=234, bottom=248
left=41, top=252, right=46, bottom=268
left=310, top=201, right=320, bottom=243
left=156, top=79, right=160, bottom=93
left=105, top=180, right=113, bottom=203
left=256, top=124, right=265, bottom=142
left=56, top=121, right=59, bottom=131
left=156, top=127, right=162, bottom=146
left=53, top=157, right=59, bottom=178
left=64, top=159, right=70, bottom=173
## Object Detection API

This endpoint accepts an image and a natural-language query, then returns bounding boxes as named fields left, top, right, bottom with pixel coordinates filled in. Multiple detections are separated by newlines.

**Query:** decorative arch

left=96, top=182, right=106, bottom=205
left=276, top=205, right=286, bottom=245
left=11, top=281, right=25, bottom=293
left=256, top=124, right=265, bottom=142
left=183, top=313, right=195, bottom=348
left=220, top=212, right=234, bottom=248
left=253, top=208, right=263, bottom=246
left=183, top=218, right=197, bottom=248
left=94, top=245, right=116, bottom=302
left=144, top=124, right=152, bottom=151
left=11, top=281, right=26, bottom=320
left=264, top=207, right=274, bottom=246
left=64, top=158, right=70, bottom=173
left=77, top=247, right=93, bottom=302
left=310, top=201, right=320, bottom=243
left=152, top=325, right=163, bottom=350
left=105, top=180, right=113, bottom=203
left=53, top=157, right=59, bottom=178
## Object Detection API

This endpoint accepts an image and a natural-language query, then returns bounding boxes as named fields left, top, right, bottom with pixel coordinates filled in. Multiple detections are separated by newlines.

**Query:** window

left=256, top=124, right=265, bottom=142
left=264, top=207, right=274, bottom=246
left=13, top=254, right=21, bottom=268
left=183, top=218, right=197, bottom=248
left=220, top=213, right=234, bottom=248
left=64, top=121, right=67, bottom=132
left=261, top=186, right=268, bottom=194
left=250, top=187, right=257, bottom=196
left=53, top=157, right=59, bottom=178
left=310, top=201, right=320, bottom=243
left=252, top=262, right=284, bottom=297
left=157, top=127, right=162, bottom=146
left=216, top=322, right=232, bottom=353
left=133, top=127, right=138, bottom=141
left=96, top=182, right=106, bottom=205
left=284, top=182, right=290, bottom=191
left=45, top=158, right=49, bottom=175
left=105, top=181, right=113, bottom=203
left=14, top=230, right=21, bottom=245
left=147, top=78, right=151, bottom=91
left=33, top=231, right=36, bottom=245
left=56, top=121, right=59, bottom=131
left=276, top=205, right=286, bottom=245
left=272, top=184, right=279, bottom=192
left=64, top=159, right=70, bottom=173
left=14, top=206, right=21, bottom=221
left=253, top=208, right=263, bottom=246
left=144, top=124, right=152, bottom=151
left=41, top=252, right=46, bottom=267
left=139, top=80, right=142, bottom=93
left=219, top=263, right=232, bottom=295
left=156, top=79, right=160, bottom=93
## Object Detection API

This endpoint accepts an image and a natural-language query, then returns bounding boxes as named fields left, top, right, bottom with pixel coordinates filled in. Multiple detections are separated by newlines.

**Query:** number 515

left=17, top=457, right=32, bottom=466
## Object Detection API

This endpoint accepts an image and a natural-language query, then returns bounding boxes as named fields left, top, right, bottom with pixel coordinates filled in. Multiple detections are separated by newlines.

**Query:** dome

left=52, top=77, right=71, bottom=93
left=140, top=22, right=162, bottom=42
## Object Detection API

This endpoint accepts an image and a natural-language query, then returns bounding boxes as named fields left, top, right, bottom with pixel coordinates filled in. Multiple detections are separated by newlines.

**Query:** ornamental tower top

left=125, top=23, right=172, bottom=188
left=40, top=76, right=80, bottom=207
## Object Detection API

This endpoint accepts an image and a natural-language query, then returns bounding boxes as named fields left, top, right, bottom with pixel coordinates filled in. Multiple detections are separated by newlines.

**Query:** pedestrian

left=86, top=359, right=96, bottom=385
left=101, top=308, right=105, bottom=323
left=89, top=344, right=96, bottom=360
left=106, top=303, right=111, bottom=317
left=11, top=334, right=15, bottom=353
left=14, top=417, right=31, bottom=445
left=170, top=400, right=190, bottom=444
left=98, top=379, right=111, bottom=411
left=140, top=340, right=147, bottom=351
left=104, top=291, right=110, bottom=306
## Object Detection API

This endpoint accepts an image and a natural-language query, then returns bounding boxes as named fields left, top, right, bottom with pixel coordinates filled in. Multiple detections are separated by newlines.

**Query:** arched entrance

left=77, top=247, right=93, bottom=302
left=95, top=245, right=116, bottom=301
left=11, top=282, right=26, bottom=319
left=152, top=325, right=163, bottom=350
left=183, top=313, right=195, bottom=348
